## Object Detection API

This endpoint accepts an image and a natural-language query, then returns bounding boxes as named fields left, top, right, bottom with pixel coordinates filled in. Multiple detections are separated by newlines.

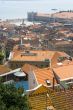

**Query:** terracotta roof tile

left=54, top=12, right=73, bottom=19
left=10, top=50, right=68, bottom=62
left=22, top=64, right=56, bottom=86
left=34, top=68, right=56, bottom=86
left=53, top=63, right=73, bottom=81
left=21, top=64, right=38, bottom=74
left=0, top=65, right=11, bottom=75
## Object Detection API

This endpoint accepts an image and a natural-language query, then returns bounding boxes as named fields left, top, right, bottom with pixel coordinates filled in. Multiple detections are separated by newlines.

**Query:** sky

left=0, top=0, right=73, bottom=19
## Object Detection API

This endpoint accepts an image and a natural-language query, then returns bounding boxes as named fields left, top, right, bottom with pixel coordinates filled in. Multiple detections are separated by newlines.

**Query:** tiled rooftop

left=22, top=64, right=56, bottom=86
left=34, top=68, right=55, bottom=86
left=0, top=65, right=11, bottom=75
left=54, top=12, right=73, bottom=19
left=21, top=63, right=38, bottom=74
left=53, top=63, right=73, bottom=81
left=10, top=50, right=68, bottom=62
left=28, top=85, right=73, bottom=110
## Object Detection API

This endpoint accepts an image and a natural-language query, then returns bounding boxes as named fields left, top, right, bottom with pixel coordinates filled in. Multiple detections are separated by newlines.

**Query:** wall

left=28, top=70, right=38, bottom=89
left=9, top=60, right=50, bottom=69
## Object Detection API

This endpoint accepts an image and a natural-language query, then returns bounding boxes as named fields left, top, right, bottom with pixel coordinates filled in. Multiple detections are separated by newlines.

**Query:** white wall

left=8, top=52, right=14, bottom=60
left=28, top=70, right=39, bottom=89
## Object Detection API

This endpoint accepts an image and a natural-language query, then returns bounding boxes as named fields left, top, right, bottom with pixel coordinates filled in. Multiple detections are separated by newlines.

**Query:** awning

left=14, top=71, right=26, bottom=77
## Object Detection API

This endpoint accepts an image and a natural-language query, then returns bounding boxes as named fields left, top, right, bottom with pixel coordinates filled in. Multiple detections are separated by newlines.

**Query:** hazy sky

left=0, top=0, right=73, bottom=19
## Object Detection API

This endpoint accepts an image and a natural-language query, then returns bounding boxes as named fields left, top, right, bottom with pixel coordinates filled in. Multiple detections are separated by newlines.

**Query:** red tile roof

left=53, top=63, right=73, bottom=81
left=0, top=65, right=11, bottom=75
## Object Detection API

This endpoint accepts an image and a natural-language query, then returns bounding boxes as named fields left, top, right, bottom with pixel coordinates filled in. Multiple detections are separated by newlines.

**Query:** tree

left=0, top=96, right=6, bottom=110
left=0, top=83, right=29, bottom=110
left=0, top=52, right=4, bottom=64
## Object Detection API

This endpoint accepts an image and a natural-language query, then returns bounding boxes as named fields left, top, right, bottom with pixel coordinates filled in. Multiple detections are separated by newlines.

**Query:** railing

left=3, top=80, right=14, bottom=84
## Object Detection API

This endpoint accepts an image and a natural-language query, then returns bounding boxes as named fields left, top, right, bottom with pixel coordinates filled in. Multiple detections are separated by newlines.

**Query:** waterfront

left=0, top=0, right=73, bottom=19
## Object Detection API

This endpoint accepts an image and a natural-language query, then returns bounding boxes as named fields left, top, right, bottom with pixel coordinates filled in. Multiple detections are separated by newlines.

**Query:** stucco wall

left=28, top=70, right=38, bottom=89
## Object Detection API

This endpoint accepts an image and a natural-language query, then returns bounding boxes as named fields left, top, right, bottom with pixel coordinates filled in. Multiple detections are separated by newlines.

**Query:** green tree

left=0, top=83, right=29, bottom=110
left=0, top=96, right=6, bottom=110
left=0, top=52, right=4, bottom=64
